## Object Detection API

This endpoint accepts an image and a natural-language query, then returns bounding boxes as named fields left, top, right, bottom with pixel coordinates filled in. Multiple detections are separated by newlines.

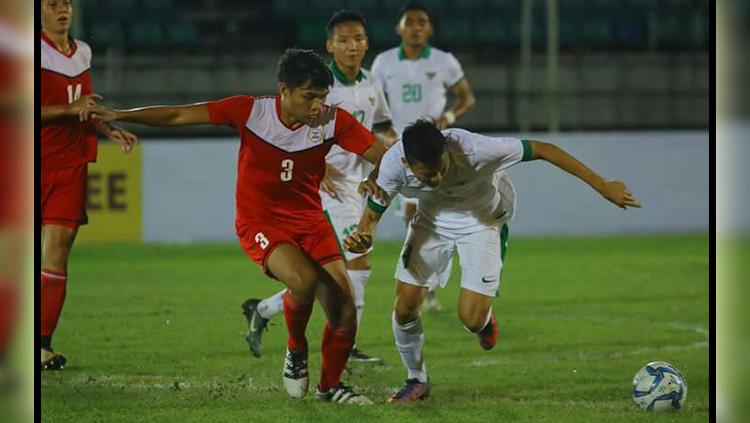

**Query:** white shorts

left=321, top=179, right=370, bottom=262
left=394, top=222, right=511, bottom=298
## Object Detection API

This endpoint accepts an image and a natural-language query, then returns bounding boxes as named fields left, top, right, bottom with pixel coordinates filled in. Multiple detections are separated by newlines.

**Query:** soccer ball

left=631, top=361, right=688, bottom=411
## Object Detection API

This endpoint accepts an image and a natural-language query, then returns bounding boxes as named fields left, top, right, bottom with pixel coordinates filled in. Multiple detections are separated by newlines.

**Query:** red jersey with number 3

left=41, top=32, right=97, bottom=171
left=207, top=95, right=376, bottom=230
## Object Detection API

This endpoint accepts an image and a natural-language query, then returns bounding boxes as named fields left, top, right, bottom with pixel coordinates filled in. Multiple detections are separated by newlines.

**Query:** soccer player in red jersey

left=82, top=49, right=388, bottom=404
left=40, top=0, right=138, bottom=371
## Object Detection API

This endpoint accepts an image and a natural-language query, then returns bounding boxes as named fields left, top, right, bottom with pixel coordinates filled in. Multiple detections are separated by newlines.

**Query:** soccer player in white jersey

left=371, top=2, right=476, bottom=312
left=241, top=10, right=398, bottom=364
left=344, top=120, right=641, bottom=403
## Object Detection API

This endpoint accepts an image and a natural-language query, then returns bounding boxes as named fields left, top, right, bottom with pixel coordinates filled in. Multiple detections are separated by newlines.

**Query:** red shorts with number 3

left=237, top=219, right=342, bottom=279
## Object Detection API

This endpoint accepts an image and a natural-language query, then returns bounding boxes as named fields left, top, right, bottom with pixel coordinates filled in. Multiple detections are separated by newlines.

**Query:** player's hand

left=343, top=230, right=373, bottom=254
left=434, top=117, right=450, bottom=130
left=80, top=104, right=117, bottom=123
left=67, top=93, right=101, bottom=117
left=358, top=177, right=387, bottom=204
left=108, top=127, right=138, bottom=154
left=321, top=164, right=343, bottom=200
left=597, top=180, right=642, bottom=209
left=309, top=105, right=337, bottom=127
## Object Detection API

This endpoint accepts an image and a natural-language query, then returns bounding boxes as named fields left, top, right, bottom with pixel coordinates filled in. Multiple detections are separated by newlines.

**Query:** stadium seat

left=165, top=21, right=200, bottom=47
left=441, top=17, right=473, bottom=45
left=369, top=18, right=397, bottom=46
left=309, top=0, right=347, bottom=17
left=272, top=0, right=308, bottom=20
left=99, top=0, right=138, bottom=20
left=485, top=0, right=519, bottom=9
left=580, top=17, right=613, bottom=47
left=450, top=0, right=483, bottom=11
left=128, top=21, right=165, bottom=48
left=613, top=15, right=647, bottom=48
left=656, top=14, right=684, bottom=47
left=691, top=13, right=708, bottom=48
left=88, top=22, right=126, bottom=49
left=559, top=18, right=579, bottom=47
left=296, top=19, right=328, bottom=47
left=140, top=0, right=175, bottom=18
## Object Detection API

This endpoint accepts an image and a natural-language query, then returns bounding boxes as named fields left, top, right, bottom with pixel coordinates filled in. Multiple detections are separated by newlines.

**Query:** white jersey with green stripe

left=370, top=128, right=532, bottom=236
left=325, top=63, right=392, bottom=183
left=371, top=44, right=464, bottom=134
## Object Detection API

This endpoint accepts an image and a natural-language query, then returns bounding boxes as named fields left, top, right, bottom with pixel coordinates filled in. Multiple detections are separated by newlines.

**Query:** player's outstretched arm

left=81, top=102, right=213, bottom=127
left=528, top=140, right=642, bottom=210
left=361, top=138, right=388, bottom=165
left=343, top=206, right=384, bottom=254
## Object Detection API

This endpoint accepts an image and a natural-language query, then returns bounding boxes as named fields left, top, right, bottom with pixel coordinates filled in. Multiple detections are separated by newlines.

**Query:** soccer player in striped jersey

left=371, top=2, right=477, bottom=312
left=345, top=120, right=641, bottom=402
left=40, top=0, right=138, bottom=371
left=241, top=10, right=398, bottom=365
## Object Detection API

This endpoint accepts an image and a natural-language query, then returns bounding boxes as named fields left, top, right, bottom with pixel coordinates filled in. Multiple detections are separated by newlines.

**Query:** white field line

left=461, top=315, right=709, bottom=367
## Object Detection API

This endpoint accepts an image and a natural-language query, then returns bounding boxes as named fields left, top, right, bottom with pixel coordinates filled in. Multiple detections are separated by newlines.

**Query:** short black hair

left=402, top=119, right=446, bottom=167
left=327, top=9, right=368, bottom=39
left=398, top=2, right=433, bottom=22
left=277, top=48, right=333, bottom=90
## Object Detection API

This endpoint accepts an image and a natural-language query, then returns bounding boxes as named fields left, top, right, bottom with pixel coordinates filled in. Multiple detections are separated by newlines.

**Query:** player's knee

left=284, top=269, right=318, bottom=300
left=394, top=301, right=420, bottom=325
left=346, top=254, right=370, bottom=270
left=458, top=307, right=488, bottom=333
left=43, top=236, right=75, bottom=271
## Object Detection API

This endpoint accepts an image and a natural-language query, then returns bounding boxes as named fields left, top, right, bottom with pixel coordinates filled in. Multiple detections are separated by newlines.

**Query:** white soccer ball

left=632, top=361, right=688, bottom=411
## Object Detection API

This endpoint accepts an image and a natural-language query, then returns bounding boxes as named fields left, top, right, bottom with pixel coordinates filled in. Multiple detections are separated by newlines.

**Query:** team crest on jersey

left=368, top=96, right=375, bottom=106
left=307, top=127, right=324, bottom=144
left=426, top=71, right=436, bottom=80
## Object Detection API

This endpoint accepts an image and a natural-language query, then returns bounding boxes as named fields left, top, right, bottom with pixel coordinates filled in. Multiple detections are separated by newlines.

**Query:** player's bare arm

left=343, top=206, right=383, bottom=254
left=527, top=140, right=642, bottom=210
left=81, top=102, right=213, bottom=127
left=357, top=140, right=389, bottom=202
left=374, top=125, right=399, bottom=148
left=320, top=163, right=344, bottom=200
left=436, top=79, right=476, bottom=130
left=41, top=93, right=101, bottom=124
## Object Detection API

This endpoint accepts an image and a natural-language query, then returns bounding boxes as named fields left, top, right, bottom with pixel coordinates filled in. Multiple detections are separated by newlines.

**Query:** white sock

left=392, top=311, right=428, bottom=383
left=348, top=269, right=370, bottom=328
left=257, top=289, right=286, bottom=319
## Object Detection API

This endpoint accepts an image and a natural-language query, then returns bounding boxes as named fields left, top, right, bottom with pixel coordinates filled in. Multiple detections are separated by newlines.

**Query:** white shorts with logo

left=394, top=222, right=510, bottom=298
left=321, top=179, right=370, bottom=262
left=394, top=171, right=515, bottom=297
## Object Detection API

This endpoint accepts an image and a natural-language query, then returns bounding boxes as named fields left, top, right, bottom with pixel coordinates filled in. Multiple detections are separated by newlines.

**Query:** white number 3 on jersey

left=280, top=159, right=294, bottom=182
left=255, top=232, right=270, bottom=249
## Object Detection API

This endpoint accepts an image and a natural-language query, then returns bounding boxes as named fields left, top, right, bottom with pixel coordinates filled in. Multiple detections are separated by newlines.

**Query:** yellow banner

left=76, top=143, right=142, bottom=242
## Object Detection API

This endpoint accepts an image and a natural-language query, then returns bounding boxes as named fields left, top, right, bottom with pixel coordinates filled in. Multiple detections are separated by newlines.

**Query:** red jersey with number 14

left=207, top=95, right=376, bottom=230
left=41, top=32, right=97, bottom=171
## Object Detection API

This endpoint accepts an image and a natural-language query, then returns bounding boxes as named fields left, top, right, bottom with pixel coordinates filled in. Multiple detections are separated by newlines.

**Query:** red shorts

left=237, top=220, right=343, bottom=279
left=41, top=164, right=88, bottom=229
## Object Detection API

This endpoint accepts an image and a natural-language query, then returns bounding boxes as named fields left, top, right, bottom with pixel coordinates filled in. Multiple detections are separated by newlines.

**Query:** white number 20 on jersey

left=280, top=159, right=294, bottom=182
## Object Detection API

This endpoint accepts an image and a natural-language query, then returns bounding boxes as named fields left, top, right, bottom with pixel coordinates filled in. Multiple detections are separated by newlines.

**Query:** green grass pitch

left=41, top=234, right=709, bottom=422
